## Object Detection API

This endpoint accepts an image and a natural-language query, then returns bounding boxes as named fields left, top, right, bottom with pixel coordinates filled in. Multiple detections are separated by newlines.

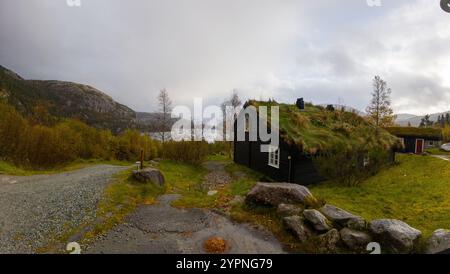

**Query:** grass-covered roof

left=384, top=127, right=442, bottom=140
left=247, top=100, right=402, bottom=154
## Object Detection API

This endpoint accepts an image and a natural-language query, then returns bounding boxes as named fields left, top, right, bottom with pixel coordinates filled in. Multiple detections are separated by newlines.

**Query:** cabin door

left=415, top=139, right=424, bottom=154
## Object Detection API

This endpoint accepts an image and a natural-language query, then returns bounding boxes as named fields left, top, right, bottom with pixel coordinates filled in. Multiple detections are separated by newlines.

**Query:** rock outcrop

left=426, top=229, right=450, bottom=254
left=277, top=204, right=303, bottom=217
left=245, top=182, right=313, bottom=206
left=369, top=219, right=421, bottom=254
left=303, top=209, right=331, bottom=231
left=132, top=168, right=165, bottom=186
left=317, top=229, right=341, bottom=252
left=340, top=228, right=372, bottom=250
left=283, top=215, right=313, bottom=243
left=319, top=204, right=365, bottom=230
left=245, top=182, right=429, bottom=254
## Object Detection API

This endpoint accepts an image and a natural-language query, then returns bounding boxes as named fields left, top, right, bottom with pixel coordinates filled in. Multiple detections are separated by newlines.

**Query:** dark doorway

left=415, top=139, right=424, bottom=154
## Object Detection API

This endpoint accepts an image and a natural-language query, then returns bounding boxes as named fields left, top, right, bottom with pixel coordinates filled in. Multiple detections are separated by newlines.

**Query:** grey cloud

left=1, top=0, right=450, bottom=115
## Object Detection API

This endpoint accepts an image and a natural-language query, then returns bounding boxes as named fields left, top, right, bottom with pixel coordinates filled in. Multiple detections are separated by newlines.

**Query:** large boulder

left=369, top=219, right=421, bottom=254
left=283, top=215, right=313, bottom=243
left=132, top=168, right=165, bottom=186
left=303, top=209, right=332, bottom=231
left=426, top=229, right=450, bottom=254
left=277, top=203, right=304, bottom=217
left=246, top=183, right=313, bottom=207
left=317, top=229, right=341, bottom=253
left=340, top=228, right=372, bottom=250
left=319, top=204, right=365, bottom=229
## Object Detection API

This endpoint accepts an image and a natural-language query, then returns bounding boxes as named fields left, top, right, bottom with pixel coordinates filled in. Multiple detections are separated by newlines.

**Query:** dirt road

left=0, top=163, right=284, bottom=254
left=0, top=165, right=128, bottom=254
left=86, top=194, right=284, bottom=254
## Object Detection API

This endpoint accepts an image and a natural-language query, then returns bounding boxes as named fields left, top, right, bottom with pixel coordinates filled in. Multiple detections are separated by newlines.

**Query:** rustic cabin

left=384, top=127, right=442, bottom=154
left=234, top=99, right=401, bottom=185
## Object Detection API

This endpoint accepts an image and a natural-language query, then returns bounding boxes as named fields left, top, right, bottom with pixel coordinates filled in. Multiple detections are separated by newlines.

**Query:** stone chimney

left=296, top=98, right=305, bottom=110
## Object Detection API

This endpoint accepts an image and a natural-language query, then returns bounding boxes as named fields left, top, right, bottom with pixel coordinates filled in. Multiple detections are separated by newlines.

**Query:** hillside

left=0, top=66, right=137, bottom=132
left=396, top=112, right=450, bottom=126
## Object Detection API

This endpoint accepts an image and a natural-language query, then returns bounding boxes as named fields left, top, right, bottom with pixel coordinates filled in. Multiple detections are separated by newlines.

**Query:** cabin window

left=268, top=146, right=280, bottom=168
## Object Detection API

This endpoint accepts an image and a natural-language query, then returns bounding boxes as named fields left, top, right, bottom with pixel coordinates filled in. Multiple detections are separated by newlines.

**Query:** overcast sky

left=1, top=0, right=450, bottom=115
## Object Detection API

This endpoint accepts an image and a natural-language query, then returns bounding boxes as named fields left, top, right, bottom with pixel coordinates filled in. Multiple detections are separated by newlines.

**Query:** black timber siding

left=233, top=123, right=326, bottom=185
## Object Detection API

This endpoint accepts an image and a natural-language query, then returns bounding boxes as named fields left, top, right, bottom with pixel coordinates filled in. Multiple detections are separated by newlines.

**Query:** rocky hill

left=395, top=112, right=450, bottom=127
left=0, top=65, right=137, bottom=132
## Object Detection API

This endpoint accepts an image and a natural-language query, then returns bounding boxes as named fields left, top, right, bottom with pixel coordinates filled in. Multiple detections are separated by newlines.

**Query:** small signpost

left=135, top=150, right=145, bottom=171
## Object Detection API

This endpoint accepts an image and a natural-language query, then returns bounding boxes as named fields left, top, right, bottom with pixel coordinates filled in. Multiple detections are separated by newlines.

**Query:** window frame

left=268, top=146, right=280, bottom=169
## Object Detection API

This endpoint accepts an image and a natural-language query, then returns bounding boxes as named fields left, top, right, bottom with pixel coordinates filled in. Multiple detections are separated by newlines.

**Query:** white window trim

left=363, top=155, right=370, bottom=167
left=399, top=137, right=405, bottom=147
left=268, top=146, right=280, bottom=169
left=244, top=115, right=250, bottom=132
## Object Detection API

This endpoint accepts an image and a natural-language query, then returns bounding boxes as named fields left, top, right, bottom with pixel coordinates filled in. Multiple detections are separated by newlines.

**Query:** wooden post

left=140, top=150, right=144, bottom=170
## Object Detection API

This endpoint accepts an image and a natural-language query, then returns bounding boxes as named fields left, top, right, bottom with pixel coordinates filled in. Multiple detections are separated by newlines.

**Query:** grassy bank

left=81, top=168, right=165, bottom=243
left=0, top=159, right=131, bottom=176
left=310, top=154, right=450, bottom=237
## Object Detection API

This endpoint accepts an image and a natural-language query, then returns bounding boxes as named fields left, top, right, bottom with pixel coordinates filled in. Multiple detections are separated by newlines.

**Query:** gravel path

left=201, top=161, right=232, bottom=190
left=0, top=165, right=128, bottom=254
left=431, top=155, right=450, bottom=161
left=86, top=194, right=284, bottom=254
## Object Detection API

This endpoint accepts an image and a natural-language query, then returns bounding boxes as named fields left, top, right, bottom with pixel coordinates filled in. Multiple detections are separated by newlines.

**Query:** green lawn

left=310, top=154, right=450, bottom=237
left=159, top=158, right=260, bottom=209
left=426, top=147, right=450, bottom=156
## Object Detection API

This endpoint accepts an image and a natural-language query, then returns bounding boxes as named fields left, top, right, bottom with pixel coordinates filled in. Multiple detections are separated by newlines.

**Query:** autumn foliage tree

left=0, top=100, right=159, bottom=168
left=366, top=76, right=395, bottom=127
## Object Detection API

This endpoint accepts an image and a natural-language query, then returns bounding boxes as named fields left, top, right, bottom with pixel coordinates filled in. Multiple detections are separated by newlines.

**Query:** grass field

left=426, top=147, right=450, bottom=156
left=310, top=154, right=450, bottom=237
left=0, top=159, right=131, bottom=176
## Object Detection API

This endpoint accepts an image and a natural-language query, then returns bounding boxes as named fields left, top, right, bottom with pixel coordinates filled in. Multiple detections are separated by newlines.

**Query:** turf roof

left=247, top=100, right=402, bottom=154
left=384, top=127, right=442, bottom=140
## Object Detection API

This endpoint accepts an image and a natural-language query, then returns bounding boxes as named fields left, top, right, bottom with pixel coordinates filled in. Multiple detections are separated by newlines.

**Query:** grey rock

left=132, top=168, right=165, bottom=186
left=426, top=229, right=450, bottom=254
left=369, top=219, right=422, bottom=254
left=246, top=182, right=314, bottom=207
left=283, top=216, right=313, bottom=243
left=276, top=204, right=303, bottom=217
left=230, top=195, right=245, bottom=206
left=317, top=229, right=341, bottom=252
left=340, top=228, right=372, bottom=250
left=319, top=204, right=365, bottom=228
left=207, top=190, right=218, bottom=196
left=303, top=209, right=332, bottom=231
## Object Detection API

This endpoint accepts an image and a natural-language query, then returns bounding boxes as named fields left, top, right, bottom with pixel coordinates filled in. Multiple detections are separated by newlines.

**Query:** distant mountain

left=136, top=112, right=179, bottom=132
left=0, top=65, right=137, bottom=132
left=395, top=112, right=450, bottom=127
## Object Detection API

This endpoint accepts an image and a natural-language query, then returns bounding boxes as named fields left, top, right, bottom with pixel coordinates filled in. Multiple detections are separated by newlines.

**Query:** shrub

left=443, top=125, right=450, bottom=143
left=312, top=145, right=392, bottom=187
left=162, top=141, right=208, bottom=165
left=0, top=101, right=159, bottom=167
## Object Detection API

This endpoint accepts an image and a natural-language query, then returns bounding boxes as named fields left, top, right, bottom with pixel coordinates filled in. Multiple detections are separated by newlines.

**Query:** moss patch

left=248, top=100, right=401, bottom=154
